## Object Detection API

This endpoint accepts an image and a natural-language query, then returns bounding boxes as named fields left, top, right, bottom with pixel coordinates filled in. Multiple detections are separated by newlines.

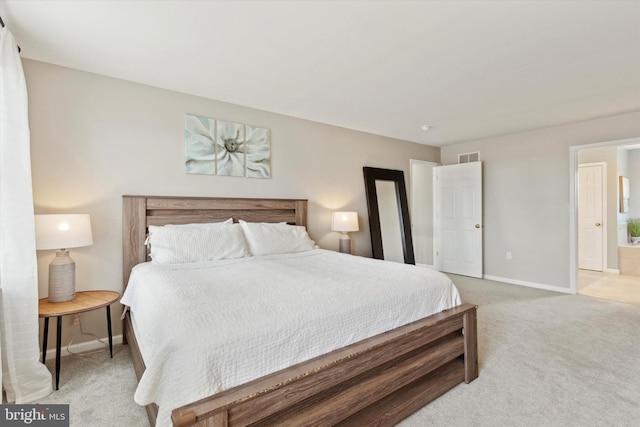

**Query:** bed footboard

left=171, top=303, right=478, bottom=427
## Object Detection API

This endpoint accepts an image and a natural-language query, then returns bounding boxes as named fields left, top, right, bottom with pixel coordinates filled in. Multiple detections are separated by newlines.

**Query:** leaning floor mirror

left=363, top=166, right=415, bottom=264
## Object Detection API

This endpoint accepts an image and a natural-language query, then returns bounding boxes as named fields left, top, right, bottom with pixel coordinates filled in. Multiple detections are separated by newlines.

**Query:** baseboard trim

left=415, top=263, right=436, bottom=269
left=483, top=275, right=573, bottom=294
left=604, top=268, right=620, bottom=274
left=44, top=334, right=123, bottom=361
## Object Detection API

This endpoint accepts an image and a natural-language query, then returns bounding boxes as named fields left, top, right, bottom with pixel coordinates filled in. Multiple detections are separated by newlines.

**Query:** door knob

left=475, top=224, right=480, bottom=229
left=595, top=222, right=601, bottom=227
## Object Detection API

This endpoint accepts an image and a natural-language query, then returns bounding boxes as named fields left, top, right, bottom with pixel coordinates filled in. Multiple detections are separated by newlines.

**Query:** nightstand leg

left=55, top=316, right=62, bottom=390
left=42, top=318, right=49, bottom=364
left=106, top=305, right=113, bottom=358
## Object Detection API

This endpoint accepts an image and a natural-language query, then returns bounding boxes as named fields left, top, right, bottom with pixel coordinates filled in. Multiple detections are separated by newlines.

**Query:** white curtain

left=0, top=26, right=52, bottom=402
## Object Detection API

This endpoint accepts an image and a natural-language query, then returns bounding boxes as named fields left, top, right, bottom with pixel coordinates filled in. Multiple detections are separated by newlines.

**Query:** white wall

left=25, top=60, right=439, bottom=348
left=441, top=111, right=640, bottom=289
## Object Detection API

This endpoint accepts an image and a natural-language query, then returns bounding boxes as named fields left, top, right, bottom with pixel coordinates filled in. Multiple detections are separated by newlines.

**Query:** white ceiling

left=2, top=1, right=639, bottom=146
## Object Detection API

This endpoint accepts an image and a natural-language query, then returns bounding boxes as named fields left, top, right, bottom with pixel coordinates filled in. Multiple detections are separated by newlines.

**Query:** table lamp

left=331, top=211, right=359, bottom=254
left=35, top=214, right=93, bottom=302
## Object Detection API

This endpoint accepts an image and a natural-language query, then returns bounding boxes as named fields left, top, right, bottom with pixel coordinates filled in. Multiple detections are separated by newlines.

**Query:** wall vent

left=458, top=152, right=480, bottom=163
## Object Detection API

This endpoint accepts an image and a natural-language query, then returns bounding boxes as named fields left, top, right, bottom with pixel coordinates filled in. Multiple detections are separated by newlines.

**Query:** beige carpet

left=37, top=275, right=640, bottom=426
left=38, top=345, right=147, bottom=426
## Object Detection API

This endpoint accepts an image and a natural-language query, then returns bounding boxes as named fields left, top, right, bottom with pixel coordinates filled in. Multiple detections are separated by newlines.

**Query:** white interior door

left=578, top=164, right=605, bottom=271
left=434, top=162, right=483, bottom=278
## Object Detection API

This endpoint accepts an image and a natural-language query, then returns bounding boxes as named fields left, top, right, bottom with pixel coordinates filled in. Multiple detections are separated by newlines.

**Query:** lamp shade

left=331, top=211, right=359, bottom=232
left=35, top=214, right=94, bottom=250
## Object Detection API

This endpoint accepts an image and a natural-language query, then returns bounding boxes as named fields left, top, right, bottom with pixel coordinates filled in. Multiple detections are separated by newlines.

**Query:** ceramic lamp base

left=48, top=250, right=76, bottom=303
left=338, top=234, right=352, bottom=254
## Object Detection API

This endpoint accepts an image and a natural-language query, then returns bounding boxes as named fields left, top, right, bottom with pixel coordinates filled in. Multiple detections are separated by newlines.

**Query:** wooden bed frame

left=122, top=195, right=478, bottom=427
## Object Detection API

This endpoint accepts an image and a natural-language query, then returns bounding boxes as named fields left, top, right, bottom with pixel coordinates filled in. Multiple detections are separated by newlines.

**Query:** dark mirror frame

left=363, top=166, right=415, bottom=264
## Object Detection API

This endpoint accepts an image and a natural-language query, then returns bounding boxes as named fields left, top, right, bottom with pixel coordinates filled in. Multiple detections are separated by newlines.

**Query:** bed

left=122, top=195, right=478, bottom=427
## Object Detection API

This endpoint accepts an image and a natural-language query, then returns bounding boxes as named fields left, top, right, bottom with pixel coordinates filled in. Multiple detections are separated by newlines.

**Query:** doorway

left=570, top=137, right=640, bottom=304
left=410, top=159, right=438, bottom=267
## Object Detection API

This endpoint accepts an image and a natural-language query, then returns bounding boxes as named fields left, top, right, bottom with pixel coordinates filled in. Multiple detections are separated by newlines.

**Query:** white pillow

left=238, top=220, right=316, bottom=256
left=164, top=218, right=233, bottom=228
left=148, top=223, right=249, bottom=264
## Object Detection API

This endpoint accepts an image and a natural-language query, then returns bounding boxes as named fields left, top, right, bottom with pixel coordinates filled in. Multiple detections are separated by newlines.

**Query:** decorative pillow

left=164, top=218, right=233, bottom=228
left=238, top=220, right=316, bottom=256
left=148, top=223, right=249, bottom=264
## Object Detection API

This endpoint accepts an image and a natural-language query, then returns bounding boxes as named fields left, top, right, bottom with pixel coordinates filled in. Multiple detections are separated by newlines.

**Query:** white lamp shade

left=331, top=211, right=359, bottom=232
left=35, top=214, right=94, bottom=250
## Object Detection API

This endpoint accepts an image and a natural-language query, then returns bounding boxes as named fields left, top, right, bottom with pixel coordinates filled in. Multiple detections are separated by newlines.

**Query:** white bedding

left=121, top=249, right=461, bottom=427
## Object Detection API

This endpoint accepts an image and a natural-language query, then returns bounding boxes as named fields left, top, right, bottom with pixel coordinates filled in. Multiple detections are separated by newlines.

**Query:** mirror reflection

left=375, top=180, right=404, bottom=263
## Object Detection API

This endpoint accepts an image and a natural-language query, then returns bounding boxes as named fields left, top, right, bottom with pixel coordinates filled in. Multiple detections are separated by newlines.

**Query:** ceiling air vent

left=458, top=152, right=480, bottom=163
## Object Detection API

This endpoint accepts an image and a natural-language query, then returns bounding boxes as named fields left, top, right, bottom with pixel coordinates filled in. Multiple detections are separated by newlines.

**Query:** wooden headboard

left=122, top=195, right=308, bottom=289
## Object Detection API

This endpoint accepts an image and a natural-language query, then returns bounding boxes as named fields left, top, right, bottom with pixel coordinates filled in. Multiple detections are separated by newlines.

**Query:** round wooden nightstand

left=39, top=290, right=120, bottom=390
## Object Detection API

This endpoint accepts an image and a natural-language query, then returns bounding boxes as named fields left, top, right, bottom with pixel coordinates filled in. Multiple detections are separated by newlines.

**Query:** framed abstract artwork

left=184, top=114, right=271, bottom=178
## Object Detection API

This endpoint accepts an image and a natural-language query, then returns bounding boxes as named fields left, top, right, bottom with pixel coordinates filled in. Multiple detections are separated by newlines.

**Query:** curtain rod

left=0, top=15, right=22, bottom=53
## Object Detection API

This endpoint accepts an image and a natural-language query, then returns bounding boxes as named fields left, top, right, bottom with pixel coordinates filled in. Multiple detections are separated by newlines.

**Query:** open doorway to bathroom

left=573, top=139, right=640, bottom=305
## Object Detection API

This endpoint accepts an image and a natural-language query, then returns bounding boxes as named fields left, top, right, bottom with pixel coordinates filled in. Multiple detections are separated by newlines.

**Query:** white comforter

left=121, top=249, right=461, bottom=427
